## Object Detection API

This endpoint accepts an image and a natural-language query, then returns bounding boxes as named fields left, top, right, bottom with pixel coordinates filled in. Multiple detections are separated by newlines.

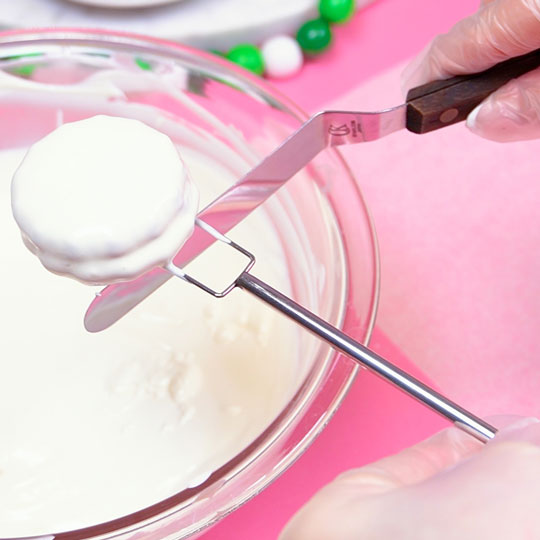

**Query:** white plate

left=0, top=0, right=374, bottom=51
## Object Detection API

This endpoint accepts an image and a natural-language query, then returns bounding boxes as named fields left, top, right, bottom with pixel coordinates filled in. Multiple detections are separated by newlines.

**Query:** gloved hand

left=401, top=0, right=540, bottom=142
left=279, top=417, right=540, bottom=540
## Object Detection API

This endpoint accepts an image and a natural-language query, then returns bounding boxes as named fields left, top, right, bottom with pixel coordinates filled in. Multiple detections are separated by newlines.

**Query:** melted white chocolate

left=0, top=145, right=299, bottom=537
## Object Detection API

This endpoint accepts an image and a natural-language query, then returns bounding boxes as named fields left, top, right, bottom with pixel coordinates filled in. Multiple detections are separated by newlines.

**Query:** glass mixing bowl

left=0, top=29, right=379, bottom=540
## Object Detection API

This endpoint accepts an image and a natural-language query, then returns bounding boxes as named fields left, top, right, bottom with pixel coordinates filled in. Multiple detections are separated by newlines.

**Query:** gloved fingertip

left=502, top=416, right=540, bottom=431
left=465, top=99, right=513, bottom=142
left=466, top=103, right=482, bottom=131
left=492, top=416, right=540, bottom=444
left=466, top=75, right=540, bottom=142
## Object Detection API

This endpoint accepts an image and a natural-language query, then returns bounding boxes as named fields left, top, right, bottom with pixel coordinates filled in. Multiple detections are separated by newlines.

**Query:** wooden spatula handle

left=406, top=49, right=540, bottom=134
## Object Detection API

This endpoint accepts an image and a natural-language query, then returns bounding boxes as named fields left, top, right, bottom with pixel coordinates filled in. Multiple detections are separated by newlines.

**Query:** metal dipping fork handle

left=237, top=273, right=496, bottom=443
left=169, top=221, right=497, bottom=444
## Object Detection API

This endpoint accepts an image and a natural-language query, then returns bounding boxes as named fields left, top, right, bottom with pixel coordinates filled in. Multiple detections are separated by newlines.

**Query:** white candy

left=261, top=35, right=303, bottom=79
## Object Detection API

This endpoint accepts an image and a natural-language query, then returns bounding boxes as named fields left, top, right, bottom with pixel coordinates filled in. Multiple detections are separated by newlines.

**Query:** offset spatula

left=85, top=48, right=540, bottom=334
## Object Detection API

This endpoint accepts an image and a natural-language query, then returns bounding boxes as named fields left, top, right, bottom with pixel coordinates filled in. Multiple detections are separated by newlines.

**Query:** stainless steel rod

left=237, top=271, right=497, bottom=443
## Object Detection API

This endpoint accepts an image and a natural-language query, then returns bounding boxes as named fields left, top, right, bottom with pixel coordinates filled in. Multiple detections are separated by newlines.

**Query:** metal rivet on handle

left=439, top=108, right=459, bottom=123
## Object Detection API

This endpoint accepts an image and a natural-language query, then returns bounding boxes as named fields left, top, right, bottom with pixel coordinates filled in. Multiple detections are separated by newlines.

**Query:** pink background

left=202, top=0, right=540, bottom=538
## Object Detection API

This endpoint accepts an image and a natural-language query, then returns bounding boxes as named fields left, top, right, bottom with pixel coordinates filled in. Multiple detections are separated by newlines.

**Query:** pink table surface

left=202, top=1, right=502, bottom=538
left=330, top=64, right=540, bottom=419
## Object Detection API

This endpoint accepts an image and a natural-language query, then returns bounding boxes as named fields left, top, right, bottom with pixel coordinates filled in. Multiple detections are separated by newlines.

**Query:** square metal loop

left=166, top=219, right=256, bottom=298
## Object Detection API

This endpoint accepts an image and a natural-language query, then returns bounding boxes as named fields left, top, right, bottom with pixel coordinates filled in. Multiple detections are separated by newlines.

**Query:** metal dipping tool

left=86, top=49, right=540, bottom=442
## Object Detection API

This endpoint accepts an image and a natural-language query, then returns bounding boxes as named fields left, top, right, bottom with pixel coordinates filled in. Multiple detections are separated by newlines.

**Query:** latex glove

left=401, top=0, right=540, bottom=142
left=280, top=417, right=540, bottom=540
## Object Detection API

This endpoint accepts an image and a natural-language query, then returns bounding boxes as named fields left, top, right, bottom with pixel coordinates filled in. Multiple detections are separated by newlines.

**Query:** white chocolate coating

left=11, top=115, right=199, bottom=285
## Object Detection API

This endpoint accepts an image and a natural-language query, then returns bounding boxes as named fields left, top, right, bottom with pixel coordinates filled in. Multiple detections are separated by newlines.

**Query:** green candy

left=296, top=18, right=332, bottom=54
left=319, top=0, right=355, bottom=23
left=12, top=64, right=37, bottom=77
left=135, top=57, right=152, bottom=71
left=226, top=44, right=265, bottom=75
left=2, top=52, right=43, bottom=61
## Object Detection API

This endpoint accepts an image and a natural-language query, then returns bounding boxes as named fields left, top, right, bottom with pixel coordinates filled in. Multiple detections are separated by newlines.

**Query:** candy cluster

left=221, top=0, right=355, bottom=79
